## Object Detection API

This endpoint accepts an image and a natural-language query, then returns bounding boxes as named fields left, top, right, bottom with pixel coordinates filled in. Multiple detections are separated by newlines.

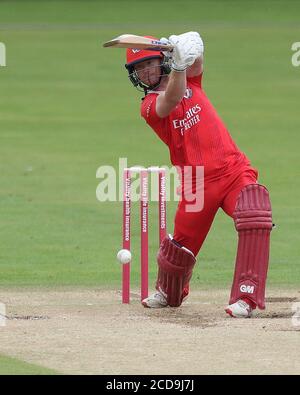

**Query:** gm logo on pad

left=240, top=284, right=254, bottom=294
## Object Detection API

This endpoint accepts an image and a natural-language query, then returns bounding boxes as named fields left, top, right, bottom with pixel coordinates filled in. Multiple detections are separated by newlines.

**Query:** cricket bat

left=103, top=34, right=173, bottom=52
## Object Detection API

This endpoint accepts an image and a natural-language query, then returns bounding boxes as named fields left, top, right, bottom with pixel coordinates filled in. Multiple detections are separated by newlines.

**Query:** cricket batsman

left=124, top=32, right=273, bottom=317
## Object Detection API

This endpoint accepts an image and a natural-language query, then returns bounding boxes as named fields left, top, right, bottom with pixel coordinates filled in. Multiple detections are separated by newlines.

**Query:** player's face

left=134, top=58, right=161, bottom=87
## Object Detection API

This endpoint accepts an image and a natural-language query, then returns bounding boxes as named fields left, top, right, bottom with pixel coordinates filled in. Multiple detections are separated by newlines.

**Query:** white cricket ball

left=117, top=249, right=132, bottom=264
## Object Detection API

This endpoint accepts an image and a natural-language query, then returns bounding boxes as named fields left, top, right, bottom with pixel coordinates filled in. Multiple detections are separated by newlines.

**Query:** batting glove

left=168, top=32, right=204, bottom=71
left=179, top=31, right=204, bottom=57
left=159, top=37, right=173, bottom=60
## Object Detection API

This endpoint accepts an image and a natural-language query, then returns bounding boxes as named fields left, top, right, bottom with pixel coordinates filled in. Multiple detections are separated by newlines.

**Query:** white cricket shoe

left=142, top=291, right=168, bottom=308
left=225, top=299, right=253, bottom=318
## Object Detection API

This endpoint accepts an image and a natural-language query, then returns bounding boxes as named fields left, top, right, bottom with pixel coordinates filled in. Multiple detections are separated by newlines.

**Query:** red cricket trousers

left=173, top=166, right=258, bottom=256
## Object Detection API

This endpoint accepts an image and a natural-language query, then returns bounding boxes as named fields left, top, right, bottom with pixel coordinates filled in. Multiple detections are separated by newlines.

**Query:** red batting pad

left=229, top=184, right=273, bottom=309
left=156, top=237, right=196, bottom=307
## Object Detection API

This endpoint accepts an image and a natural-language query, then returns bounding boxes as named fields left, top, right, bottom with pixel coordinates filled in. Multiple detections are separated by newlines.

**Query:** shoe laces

left=154, top=291, right=167, bottom=303
left=238, top=300, right=251, bottom=310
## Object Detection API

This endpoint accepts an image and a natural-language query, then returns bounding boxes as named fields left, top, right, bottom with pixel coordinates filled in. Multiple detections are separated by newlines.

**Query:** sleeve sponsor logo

left=146, top=102, right=152, bottom=118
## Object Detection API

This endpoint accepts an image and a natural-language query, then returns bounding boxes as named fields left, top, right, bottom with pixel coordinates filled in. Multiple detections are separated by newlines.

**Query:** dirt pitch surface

left=0, top=288, right=299, bottom=375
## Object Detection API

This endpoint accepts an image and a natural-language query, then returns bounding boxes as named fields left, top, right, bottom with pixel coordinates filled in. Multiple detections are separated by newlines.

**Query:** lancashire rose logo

left=184, top=88, right=193, bottom=99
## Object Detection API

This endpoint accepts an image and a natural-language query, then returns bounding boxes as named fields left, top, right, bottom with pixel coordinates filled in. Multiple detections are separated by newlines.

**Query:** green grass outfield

left=0, top=354, right=59, bottom=375
left=0, top=0, right=299, bottom=292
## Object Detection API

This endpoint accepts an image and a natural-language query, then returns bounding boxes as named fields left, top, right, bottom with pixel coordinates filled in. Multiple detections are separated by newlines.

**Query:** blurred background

left=0, top=0, right=299, bottom=291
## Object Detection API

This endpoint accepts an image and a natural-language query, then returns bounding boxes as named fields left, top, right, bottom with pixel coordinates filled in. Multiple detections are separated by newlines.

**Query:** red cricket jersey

left=141, top=73, right=251, bottom=179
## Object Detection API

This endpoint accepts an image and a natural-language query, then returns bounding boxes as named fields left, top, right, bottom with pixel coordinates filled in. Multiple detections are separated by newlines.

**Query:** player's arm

left=156, top=32, right=204, bottom=117
left=156, top=33, right=200, bottom=118
left=186, top=54, right=203, bottom=78
left=156, top=70, right=186, bottom=118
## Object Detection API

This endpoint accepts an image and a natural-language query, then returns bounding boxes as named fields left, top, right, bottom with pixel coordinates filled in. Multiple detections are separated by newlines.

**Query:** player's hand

left=168, top=34, right=196, bottom=71
left=160, top=32, right=204, bottom=62
left=160, top=37, right=173, bottom=59
left=168, top=32, right=204, bottom=71
left=179, top=31, right=204, bottom=57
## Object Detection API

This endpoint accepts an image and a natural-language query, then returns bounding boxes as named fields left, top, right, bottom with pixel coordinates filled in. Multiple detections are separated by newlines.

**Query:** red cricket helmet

left=125, top=36, right=171, bottom=93
left=125, top=36, right=163, bottom=67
